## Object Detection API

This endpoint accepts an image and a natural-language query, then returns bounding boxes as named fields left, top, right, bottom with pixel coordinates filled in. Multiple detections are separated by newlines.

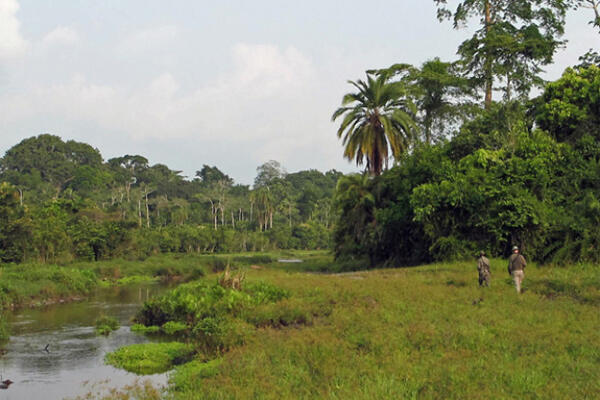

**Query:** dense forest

left=0, top=136, right=341, bottom=263
left=2, top=1, right=599, bottom=268
left=332, top=0, right=600, bottom=266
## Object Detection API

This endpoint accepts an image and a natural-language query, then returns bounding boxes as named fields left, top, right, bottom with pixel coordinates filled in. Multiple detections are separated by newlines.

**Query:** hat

left=512, top=246, right=519, bottom=251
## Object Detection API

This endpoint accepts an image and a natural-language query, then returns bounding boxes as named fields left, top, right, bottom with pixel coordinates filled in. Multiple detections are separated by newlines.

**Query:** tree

left=251, top=186, right=274, bottom=231
left=107, top=155, right=149, bottom=202
left=536, top=65, right=600, bottom=143
left=254, top=160, right=286, bottom=188
left=0, top=182, right=31, bottom=262
left=195, top=165, right=233, bottom=188
left=1, top=134, right=104, bottom=199
left=573, top=0, right=600, bottom=66
left=332, top=70, right=416, bottom=176
left=375, top=60, right=475, bottom=143
left=434, top=0, right=570, bottom=108
left=333, top=173, right=377, bottom=263
left=575, top=0, right=600, bottom=31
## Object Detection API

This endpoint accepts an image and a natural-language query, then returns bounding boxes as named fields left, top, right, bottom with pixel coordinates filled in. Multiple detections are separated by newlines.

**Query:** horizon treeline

left=0, top=134, right=342, bottom=263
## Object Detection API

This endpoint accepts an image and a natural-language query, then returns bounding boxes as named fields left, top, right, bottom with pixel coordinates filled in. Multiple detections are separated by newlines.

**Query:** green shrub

left=135, top=280, right=289, bottom=328
left=206, top=257, right=228, bottom=272
left=192, top=316, right=252, bottom=352
left=94, top=315, right=119, bottom=335
left=162, top=321, right=188, bottom=335
left=245, top=281, right=290, bottom=304
left=131, top=324, right=160, bottom=333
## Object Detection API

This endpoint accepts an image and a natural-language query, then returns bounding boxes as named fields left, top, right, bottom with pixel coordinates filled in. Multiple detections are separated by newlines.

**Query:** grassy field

left=92, top=254, right=600, bottom=399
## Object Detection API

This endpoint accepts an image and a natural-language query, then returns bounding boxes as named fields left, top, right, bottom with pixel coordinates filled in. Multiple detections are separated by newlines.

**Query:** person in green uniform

left=507, top=246, right=526, bottom=293
left=477, top=251, right=491, bottom=287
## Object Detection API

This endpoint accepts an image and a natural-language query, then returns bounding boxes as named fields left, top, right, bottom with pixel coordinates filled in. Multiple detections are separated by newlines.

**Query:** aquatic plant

left=105, top=342, right=194, bottom=375
left=95, top=315, right=119, bottom=335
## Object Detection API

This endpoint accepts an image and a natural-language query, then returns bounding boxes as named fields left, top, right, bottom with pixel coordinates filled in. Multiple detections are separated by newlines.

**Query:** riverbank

left=101, top=258, right=599, bottom=399
left=0, top=250, right=336, bottom=311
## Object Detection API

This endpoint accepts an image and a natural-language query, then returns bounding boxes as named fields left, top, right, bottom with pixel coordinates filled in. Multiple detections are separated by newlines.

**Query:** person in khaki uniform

left=507, top=246, right=526, bottom=293
left=477, top=251, right=491, bottom=287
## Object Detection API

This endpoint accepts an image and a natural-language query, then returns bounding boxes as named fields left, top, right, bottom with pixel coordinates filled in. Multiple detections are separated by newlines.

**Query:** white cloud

left=0, top=0, right=28, bottom=59
left=229, top=43, right=313, bottom=94
left=116, top=25, right=179, bottom=55
left=0, top=42, right=356, bottom=181
left=41, top=26, right=80, bottom=47
left=1, top=43, right=316, bottom=137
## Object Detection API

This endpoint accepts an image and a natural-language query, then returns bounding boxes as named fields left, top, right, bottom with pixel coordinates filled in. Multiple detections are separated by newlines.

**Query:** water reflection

left=0, top=284, right=169, bottom=400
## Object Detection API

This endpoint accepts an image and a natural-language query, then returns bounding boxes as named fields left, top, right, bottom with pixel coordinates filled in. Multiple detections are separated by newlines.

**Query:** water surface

left=0, top=285, right=169, bottom=400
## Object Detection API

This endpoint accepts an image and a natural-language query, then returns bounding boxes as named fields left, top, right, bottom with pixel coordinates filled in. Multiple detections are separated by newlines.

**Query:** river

left=0, top=284, right=169, bottom=400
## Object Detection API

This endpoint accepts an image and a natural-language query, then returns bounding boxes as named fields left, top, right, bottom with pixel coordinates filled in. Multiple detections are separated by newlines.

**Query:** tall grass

left=162, top=258, right=600, bottom=399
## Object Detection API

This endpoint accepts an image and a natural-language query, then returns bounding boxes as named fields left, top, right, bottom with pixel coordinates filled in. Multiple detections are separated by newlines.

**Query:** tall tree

left=254, top=160, right=286, bottom=188
left=375, top=60, right=475, bottom=143
left=1, top=134, right=104, bottom=199
left=573, top=0, right=600, bottom=66
left=434, top=0, right=570, bottom=108
left=195, top=165, right=233, bottom=188
left=332, top=70, right=416, bottom=176
left=575, top=0, right=600, bottom=30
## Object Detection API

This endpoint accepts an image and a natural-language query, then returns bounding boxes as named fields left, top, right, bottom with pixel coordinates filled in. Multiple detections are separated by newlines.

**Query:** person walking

left=507, top=246, right=526, bottom=293
left=477, top=251, right=491, bottom=287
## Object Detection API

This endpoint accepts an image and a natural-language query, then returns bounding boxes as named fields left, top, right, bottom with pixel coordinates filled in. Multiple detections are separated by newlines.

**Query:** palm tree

left=332, top=70, right=416, bottom=176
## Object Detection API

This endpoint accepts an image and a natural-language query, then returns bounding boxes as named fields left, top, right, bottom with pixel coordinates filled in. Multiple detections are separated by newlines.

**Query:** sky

left=0, top=0, right=598, bottom=185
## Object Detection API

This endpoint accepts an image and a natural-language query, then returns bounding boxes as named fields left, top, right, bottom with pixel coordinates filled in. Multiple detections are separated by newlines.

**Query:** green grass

left=4, top=251, right=599, bottom=398
left=131, top=324, right=160, bottom=334
left=0, top=254, right=208, bottom=310
left=104, top=342, right=195, bottom=375
left=0, top=263, right=97, bottom=309
left=158, top=257, right=600, bottom=399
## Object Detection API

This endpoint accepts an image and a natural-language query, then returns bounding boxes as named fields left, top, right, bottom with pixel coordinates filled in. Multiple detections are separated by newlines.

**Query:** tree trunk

left=126, top=182, right=131, bottom=203
left=484, top=0, right=493, bottom=109
left=138, top=199, right=142, bottom=228
left=506, top=72, right=512, bottom=103
left=145, top=191, right=150, bottom=228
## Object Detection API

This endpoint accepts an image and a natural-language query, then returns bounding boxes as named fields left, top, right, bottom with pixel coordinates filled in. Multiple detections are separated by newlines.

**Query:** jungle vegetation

left=332, top=1, right=600, bottom=266
left=0, top=141, right=341, bottom=264
left=1, top=1, right=599, bottom=269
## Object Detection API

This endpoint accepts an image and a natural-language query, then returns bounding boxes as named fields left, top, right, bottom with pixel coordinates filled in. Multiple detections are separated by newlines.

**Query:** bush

left=162, top=321, right=188, bottom=335
left=95, top=315, right=119, bottom=335
left=131, top=324, right=160, bottom=334
left=192, top=316, right=252, bottom=352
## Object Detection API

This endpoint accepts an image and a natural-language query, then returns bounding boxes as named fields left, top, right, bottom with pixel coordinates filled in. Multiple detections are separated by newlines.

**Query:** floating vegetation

left=105, top=342, right=194, bottom=375
left=95, top=315, right=119, bottom=336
